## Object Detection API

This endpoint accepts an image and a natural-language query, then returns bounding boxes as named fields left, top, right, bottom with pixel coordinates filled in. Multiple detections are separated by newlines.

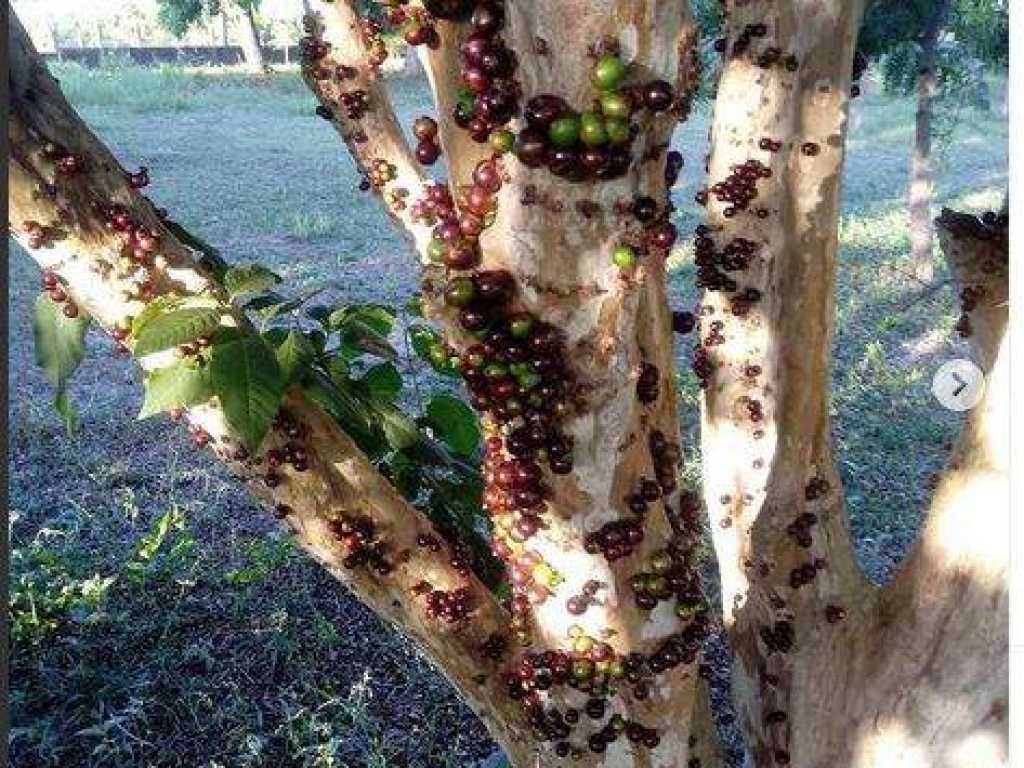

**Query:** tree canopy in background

left=157, top=0, right=261, bottom=38
left=859, top=0, right=1008, bottom=70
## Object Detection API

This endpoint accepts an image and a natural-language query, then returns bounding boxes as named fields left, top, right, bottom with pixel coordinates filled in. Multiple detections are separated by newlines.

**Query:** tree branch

left=860, top=209, right=1009, bottom=765
left=7, top=13, right=534, bottom=759
left=697, top=1, right=872, bottom=764
left=300, top=1, right=435, bottom=258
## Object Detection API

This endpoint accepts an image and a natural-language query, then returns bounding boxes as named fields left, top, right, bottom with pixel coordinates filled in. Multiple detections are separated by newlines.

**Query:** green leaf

left=138, top=361, right=213, bottom=419
left=380, top=406, right=419, bottom=451
left=425, top=394, right=481, bottom=458
left=244, top=292, right=287, bottom=312
left=273, top=330, right=316, bottom=386
left=224, top=263, right=282, bottom=300
left=329, top=304, right=396, bottom=336
left=404, top=295, right=425, bottom=317
left=210, top=336, right=286, bottom=452
left=302, top=377, right=381, bottom=454
left=133, top=307, right=223, bottom=357
left=33, top=293, right=90, bottom=393
left=409, top=324, right=440, bottom=360
left=252, top=288, right=326, bottom=329
left=361, top=362, right=402, bottom=403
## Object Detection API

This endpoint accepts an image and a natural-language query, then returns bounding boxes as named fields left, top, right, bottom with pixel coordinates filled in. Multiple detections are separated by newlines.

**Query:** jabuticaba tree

left=7, top=0, right=1008, bottom=765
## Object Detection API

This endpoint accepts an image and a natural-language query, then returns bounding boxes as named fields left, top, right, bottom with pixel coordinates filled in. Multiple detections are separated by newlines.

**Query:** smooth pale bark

left=302, top=1, right=723, bottom=765
left=9, top=0, right=1010, bottom=765
left=909, top=0, right=954, bottom=283
left=7, top=14, right=533, bottom=761
left=701, top=2, right=1007, bottom=766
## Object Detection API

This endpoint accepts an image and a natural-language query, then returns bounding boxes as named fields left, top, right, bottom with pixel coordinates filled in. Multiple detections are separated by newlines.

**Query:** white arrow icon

left=932, top=359, right=985, bottom=412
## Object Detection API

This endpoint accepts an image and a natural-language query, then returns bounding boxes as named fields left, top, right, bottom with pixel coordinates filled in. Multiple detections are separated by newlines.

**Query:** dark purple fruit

left=642, top=80, right=674, bottom=112
left=514, top=128, right=548, bottom=168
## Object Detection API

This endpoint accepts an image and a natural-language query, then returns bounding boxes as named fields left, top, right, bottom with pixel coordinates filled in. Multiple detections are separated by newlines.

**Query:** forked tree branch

left=301, top=0, right=435, bottom=258
left=861, top=208, right=1009, bottom=766
left=6, top=14, right=535, bottom=759
left=299, top=1, right=728, bottom=765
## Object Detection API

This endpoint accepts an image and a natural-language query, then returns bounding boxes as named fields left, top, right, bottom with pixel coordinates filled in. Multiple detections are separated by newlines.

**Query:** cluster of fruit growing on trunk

left=330, top=513, right=394, bottom=575
left=512, top=52, right=675, bottom=183
left=359, top=16, right=389, bottom=66
left=127, top=166, right=150, bottom=189
left=450, top=2, right=521, bottom=144
left=39, top=268, right=80, bottom=318
left=21, top=220, right=55, bottom=250
left=382, top=1, right=440, bottom=49
left=956, top=285, right=987, bottom=338
left=636, top=362, right=660, bottom=403
left=501, top=618, right=701, bottom=756
left=610, top=186, right=681, bottom=273
left=39, top=141, right=82, bottom=176
left=694, top=228, right=758, bottom=292
left=785, top=512, right=818, bottom=549
left=699, top=157, right=772, bottom=218
left=412, top=115, right=442, bottom=166
left=715, top=20, right=799, bottom=73
left=338, top=88, right=371, bottom=120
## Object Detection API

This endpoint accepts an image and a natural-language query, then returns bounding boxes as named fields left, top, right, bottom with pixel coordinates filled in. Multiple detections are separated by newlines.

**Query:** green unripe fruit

left=593, top=54, right=627, bottom=91
left=508, top=313, right=534, bottom=339
left=548, top=114, right=582, bottom=148
left=608, top=659, right=626, bottom=678
left=427, top=238, right=448, bottom=263
left=650, top=551, right=672, bottom=574
left=444, top=276, right=476, bottom=307
left=612, top=243, right=636, bottom=269
left=600, top=91, right=631, bottom=119
left=457, top=89, right=476, bottom=114
left=649, top=575, right=670, bottom=598
left=516, top=371, right=542, bottom=390
left=579, top=112, right=608, bottom=146
left=447, top=355, right=462, bottom=371
left=605, top=116, right=631, bottom=145
left=572, top=659, right=595, bottom=680
left=574, top=636, right=595, bottom=655
left=490, top=129, right=514, bottom=154
left=484, top=362, right=509, bottom=379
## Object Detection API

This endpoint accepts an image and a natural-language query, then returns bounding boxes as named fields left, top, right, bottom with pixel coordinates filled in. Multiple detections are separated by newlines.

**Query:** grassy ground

left=7, top=62, right=1008, bottom=768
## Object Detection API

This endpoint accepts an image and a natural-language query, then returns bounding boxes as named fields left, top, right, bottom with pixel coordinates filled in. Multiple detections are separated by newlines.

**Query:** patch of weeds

left=123, top=506, right=197, bottom=587
left=9, top=534, right=117, bottom=646
left=224, top=535, right=294, bottom=586
left=286, top=211, right=339, bottom=241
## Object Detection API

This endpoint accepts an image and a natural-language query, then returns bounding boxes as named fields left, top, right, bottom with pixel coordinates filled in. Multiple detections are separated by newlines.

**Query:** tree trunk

left=699, top=2, right=1008, bottom=766
left=221, top=10, right=230, bottom=48
left=237, top=4, right=266, bottom=73
left=8, top=1, right=1010, bottom=766
left=909, top=0, right=954, bottom=283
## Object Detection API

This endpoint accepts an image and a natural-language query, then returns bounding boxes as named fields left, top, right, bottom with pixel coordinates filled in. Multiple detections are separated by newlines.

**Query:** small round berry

left=612, top=244, right=636, bottom=270
left=592, top=54, right=627, bottom=91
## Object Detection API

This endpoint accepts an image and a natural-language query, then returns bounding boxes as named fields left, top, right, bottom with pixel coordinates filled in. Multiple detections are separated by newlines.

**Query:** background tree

left=859, top=0, right=1008, bottom=282
left=156, top=0, right=266, bottom=71
left=8, top=1, right=1008, bottom=766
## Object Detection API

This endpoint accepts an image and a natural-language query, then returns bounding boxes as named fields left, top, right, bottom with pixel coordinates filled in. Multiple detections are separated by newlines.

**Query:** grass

left=7, top=63, right=1009, bottom=767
